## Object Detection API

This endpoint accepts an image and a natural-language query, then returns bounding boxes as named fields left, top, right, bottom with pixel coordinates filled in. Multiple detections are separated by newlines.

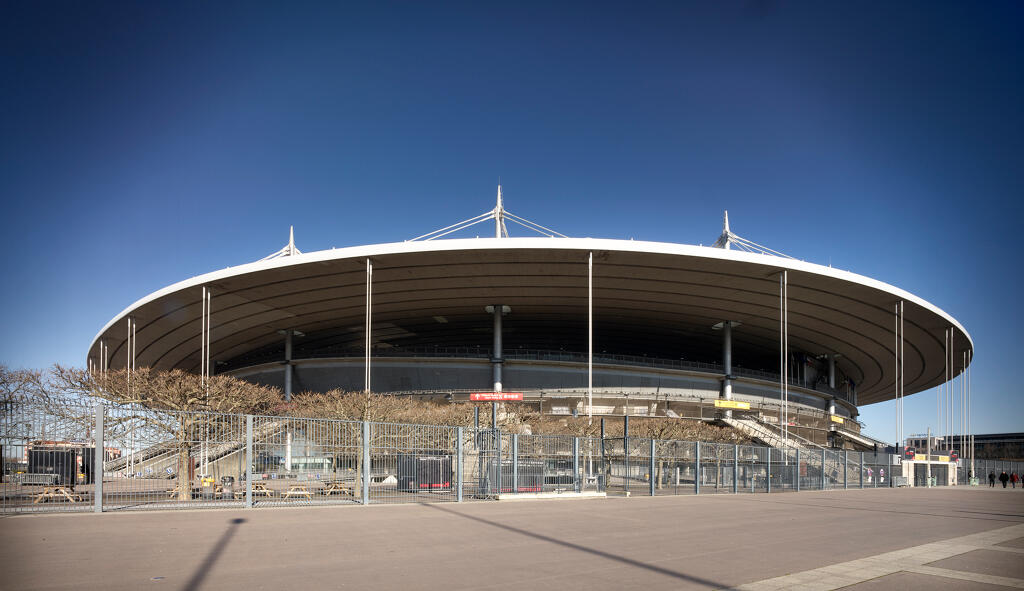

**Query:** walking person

left=999, top=471, right=1009, bottom=488
left=989, top=471, right=996, bottom=487
left=1012, top=472, right=1019, bottom=489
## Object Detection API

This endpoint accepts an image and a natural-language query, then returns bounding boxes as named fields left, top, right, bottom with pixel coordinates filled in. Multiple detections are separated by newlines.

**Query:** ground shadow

left=424, top=503, right=727, bottom=588
left=182, top=518, right=246, bottom=591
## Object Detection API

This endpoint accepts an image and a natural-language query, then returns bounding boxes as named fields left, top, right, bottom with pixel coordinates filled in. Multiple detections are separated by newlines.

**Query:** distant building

left=972, top=433, right=1024, bottom=461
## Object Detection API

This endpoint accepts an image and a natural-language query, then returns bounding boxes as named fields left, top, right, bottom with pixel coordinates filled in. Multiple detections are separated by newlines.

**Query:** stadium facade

left=88, top=191, right=973, bottom=449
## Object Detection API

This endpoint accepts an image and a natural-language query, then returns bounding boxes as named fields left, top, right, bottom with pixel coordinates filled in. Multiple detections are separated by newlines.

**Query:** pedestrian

left=989, top=471, right=996, bottom=487
left=1012, top=472, right=1019, bottom=489
left=1000, top=471, right=1009, bottom=488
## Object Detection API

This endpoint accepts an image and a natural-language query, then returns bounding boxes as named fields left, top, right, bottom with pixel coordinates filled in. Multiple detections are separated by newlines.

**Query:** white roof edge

left=89, top=237, right=973, bottom=355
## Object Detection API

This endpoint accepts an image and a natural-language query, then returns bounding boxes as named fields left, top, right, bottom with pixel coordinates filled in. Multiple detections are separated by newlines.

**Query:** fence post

left=822, top=448, right=826, bottom=490
left=860, top=452, right=864, bottom=488
left=649, top=439, right=656, bottom=496
left=94, top=403, right=104, bottom=513
left=695, top=442, right=701, bottom=495
left=623, top=416, right=630, bottom=496
left=766, top=446, right=771, bottom=494
left=733, top=444, right=739, bottom=494
left=245, top=415, right=253, bottom=508
left=512, top=434, right=519, bottom=494
left=844, top=450, right=848, bottom=490
left=456, top=427, right=464, bottom=502
left=496, top=428, right=502, bottom=495
left=574, top=437, right=581, bottom=494
left=361, top=421, right=370, bottom=505
left=796, top=448, right=801, bottom=492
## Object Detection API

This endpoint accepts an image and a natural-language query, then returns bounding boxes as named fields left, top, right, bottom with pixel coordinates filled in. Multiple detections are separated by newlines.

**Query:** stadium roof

left=88, top=236, right=972, bottom=405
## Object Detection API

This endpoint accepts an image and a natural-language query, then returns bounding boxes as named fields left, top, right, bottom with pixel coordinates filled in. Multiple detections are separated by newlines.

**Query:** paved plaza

left=1, top=487, right=1022, bottom=590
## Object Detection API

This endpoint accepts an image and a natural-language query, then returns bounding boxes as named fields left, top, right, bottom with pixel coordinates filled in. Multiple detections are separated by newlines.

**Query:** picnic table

left=234, top=481, right=275, bottom=498
left=322, top=480, right=354, bottom=496
left=282, top=484, right=314, bottom=499
left=34, top=486, right=82, bottom=504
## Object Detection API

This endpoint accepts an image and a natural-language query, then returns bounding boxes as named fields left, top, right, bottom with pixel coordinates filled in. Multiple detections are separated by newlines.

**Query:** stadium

left=87, top=190, right=973, bottom=450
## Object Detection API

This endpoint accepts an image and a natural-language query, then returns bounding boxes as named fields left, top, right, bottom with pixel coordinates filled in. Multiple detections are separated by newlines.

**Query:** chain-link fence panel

left=369, top=422, right=459, bottom=504
left=250, top=415, right=362, bottom=506
left=653, top=439, right=697, bottom=496
left=0, top=400, right=96, bottom=513
left=698, top=442, right=736, bottom=494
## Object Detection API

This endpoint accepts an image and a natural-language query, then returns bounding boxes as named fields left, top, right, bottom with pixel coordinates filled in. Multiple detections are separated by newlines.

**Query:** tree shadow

left=183, top=518, right=246, bottom=591
left=423, top=504, right=726, bottom=587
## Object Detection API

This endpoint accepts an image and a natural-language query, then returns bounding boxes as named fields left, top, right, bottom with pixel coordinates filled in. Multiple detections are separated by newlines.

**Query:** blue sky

left=1, top=2, right=1021, bottom=442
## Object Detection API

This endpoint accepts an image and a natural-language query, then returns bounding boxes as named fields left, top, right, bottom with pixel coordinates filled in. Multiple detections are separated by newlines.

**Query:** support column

left=716, top=320, right=736, bottom=419
left=490, top=304, right=506, bottom=392
left=828, top=354, right=836, bottom=389
left=766, top=447, right=772, bottom=493
left=488, top=304, right=509, bottom=427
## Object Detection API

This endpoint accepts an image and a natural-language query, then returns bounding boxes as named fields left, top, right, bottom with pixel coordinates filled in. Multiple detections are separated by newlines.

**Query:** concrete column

left=828, top=354, right=836, bottom=389
left=492, top=305, right=503, bottom=392
left=828, top=397, right=836, bottom=417
left=721, top=321, right=734, bottom=418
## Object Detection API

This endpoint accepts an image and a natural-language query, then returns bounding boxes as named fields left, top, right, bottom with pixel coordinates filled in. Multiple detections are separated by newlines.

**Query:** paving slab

left=997, top=536, right=1024, bottom=549
left=843, top=571, right=1010, bottom=590
left=928, top=548, right=1024, bottom=580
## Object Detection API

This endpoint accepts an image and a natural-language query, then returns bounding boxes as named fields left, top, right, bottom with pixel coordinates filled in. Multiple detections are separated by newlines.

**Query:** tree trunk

left=177, top=415, right=192, bottom=501
left=178, top=440, right=192, bottom=501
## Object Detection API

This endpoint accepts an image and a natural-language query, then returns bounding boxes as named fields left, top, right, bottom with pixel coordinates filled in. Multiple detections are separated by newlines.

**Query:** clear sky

left=2, top=2, right=1021, bottom=443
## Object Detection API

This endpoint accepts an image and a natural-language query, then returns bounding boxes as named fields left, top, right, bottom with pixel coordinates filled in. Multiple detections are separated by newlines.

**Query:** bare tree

left=45, top=365, right=282, bottom=500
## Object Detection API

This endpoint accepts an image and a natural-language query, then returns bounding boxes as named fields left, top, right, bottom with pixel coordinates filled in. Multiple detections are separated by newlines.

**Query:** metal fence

left=4, top=400, right=1014, bottom=515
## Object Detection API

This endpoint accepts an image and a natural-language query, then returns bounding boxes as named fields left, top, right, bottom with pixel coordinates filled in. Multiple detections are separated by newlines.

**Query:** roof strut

left=410, top=185, right=568, bottom=241
left=261, top=226, right=303, bottom=260
left=711, top=211, right=794, bottom=259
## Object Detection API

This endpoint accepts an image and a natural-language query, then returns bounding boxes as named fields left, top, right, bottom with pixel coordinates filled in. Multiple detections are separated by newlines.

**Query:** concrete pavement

left=1, top=487, right=1022, bottom=590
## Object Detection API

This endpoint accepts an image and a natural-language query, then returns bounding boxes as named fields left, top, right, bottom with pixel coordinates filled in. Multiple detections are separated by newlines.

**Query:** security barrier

left=3, top=400, right=1019, bottom=514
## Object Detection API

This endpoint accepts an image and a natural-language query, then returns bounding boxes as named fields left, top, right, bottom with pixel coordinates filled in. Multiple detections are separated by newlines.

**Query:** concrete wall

left=228, top=356, right=848, bottom=418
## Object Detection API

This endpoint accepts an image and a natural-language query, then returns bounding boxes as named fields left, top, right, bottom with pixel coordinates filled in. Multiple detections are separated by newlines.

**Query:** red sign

left=469, top=392, right=524, bottom=401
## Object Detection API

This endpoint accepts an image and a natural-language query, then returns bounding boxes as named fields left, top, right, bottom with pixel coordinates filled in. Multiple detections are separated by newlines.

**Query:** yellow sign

left=938, top=456, right=950, bottom=462
left=914, top=454, right=927, bottom=461
left=830, top=415, right=845, bottom=424
left=714, top=400, right=750, bottom=410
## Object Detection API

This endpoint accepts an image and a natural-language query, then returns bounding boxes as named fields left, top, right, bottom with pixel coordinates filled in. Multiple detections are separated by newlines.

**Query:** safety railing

left=3, top=400, right=989, bottom=515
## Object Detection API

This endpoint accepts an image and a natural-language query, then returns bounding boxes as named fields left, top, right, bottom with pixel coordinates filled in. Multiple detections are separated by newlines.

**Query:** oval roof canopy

left=88, top=237, right=972, bottom=405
